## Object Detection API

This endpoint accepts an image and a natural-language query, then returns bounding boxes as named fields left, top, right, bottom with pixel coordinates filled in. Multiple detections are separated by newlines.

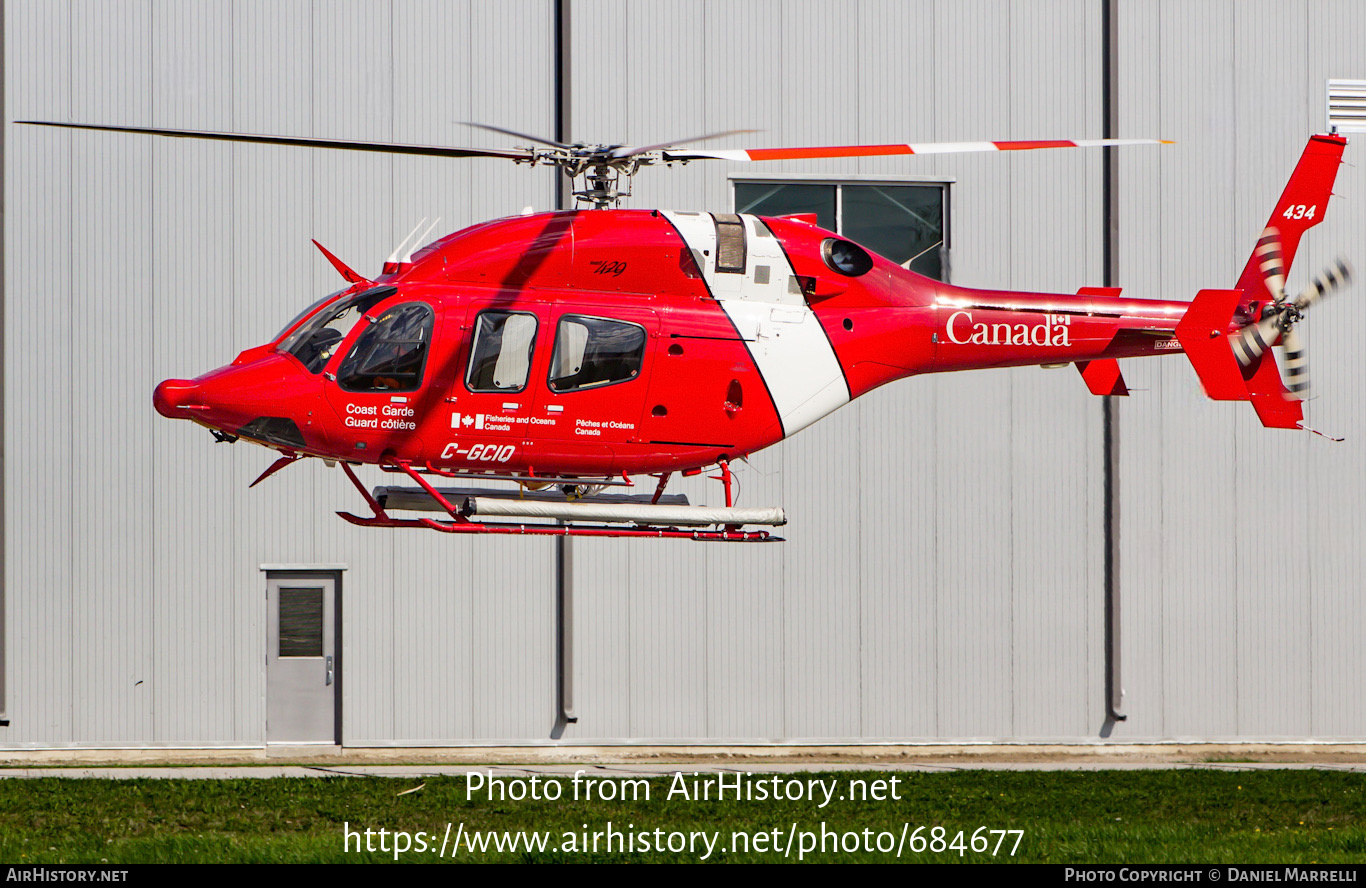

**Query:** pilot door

left=323, top=297, right=440, bottom=463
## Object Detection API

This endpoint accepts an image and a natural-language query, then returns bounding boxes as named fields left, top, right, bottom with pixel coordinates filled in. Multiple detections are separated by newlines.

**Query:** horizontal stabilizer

left=1077, top=286, right=1123, bottom=299
left=1176, top=289, right=1247, bottom=401
left=1176, top=289, right=1306, bottom=428
left=1076, top=359, right=1129, bottom=396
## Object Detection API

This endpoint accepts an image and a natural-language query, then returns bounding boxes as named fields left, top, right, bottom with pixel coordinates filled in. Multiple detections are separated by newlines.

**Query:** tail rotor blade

left=1293, top=257, right=1353, bottom=311
left=1254, top=227, right=1287, bottom=304
left=1280, top=325, right=1311, bottom=399
left=1232, top=312, right=1284, bottom=367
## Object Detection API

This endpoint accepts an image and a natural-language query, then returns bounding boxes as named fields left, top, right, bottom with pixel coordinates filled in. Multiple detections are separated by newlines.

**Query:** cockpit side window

left=337, top=302, right=435, bottom=392
left=466, top=311, right=539, bottom=393
left=278, top=285, right=396, bottom=374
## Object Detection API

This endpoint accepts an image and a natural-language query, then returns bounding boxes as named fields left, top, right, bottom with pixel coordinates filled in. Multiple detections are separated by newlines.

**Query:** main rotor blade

left=1254, top=226, right=1287, bottom=304
left=1292, top=258, right=1352, bottom=311
left=458, top=121, right=572, bottom=149
left=663, top=137, right=1172, bottom=162
left=1280, top=325, right=1311, bottom=399
left=18, top=121, right=532, bottom=161
left=608, top=129, right=761, bottom=159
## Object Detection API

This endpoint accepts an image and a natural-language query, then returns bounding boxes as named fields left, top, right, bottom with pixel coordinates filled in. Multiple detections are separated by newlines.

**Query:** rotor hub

left=529, top=147, right=655, bottom=209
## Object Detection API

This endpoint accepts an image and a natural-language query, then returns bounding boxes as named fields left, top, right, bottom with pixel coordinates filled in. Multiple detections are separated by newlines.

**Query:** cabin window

left=733, top=180, right=949, bottom=280
left=713, top=213, right=748, bottom=273
left=466, top=311, right=539, bottom=393
left=548, top=315, right=647, bottom=393
left=337, top=302, right=434, bottom=392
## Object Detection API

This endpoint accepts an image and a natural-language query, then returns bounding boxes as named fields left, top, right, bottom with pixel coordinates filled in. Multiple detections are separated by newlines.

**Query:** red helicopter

left=24, top=122, right=1352, bottom=541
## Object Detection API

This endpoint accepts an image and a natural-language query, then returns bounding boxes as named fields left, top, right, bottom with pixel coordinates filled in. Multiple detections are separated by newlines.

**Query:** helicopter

left=21, top=121, right=1352, bottom=541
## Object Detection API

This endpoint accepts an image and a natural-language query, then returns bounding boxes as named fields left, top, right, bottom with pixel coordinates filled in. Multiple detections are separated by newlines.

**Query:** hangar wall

left=1111, top=0, right=1366, bottom=740
left=0, top=0, right=1361, bottom=747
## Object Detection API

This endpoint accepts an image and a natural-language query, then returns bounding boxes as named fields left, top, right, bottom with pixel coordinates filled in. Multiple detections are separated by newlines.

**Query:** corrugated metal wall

left=563, top=0, right=1107, bottom=742
left=1112, top=0, right=1366, bottom=741
left=2, top=0, right=1362, bottom=747
left=3, top=0, right=558, bottom=748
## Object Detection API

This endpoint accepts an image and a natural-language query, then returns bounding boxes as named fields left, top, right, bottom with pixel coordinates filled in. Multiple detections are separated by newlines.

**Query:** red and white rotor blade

left=664, top=137, right=1171, bottom=162
left=609, top=129, right=761, bottom=159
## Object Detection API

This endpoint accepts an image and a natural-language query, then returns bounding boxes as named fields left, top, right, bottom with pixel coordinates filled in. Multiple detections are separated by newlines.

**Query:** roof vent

left=1327, top=79, right=1366, bottom=134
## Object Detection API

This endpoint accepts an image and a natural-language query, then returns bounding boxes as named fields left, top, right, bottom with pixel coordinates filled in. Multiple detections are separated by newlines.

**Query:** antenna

left=385, top=217, right=428, bottom=269
left=400, top=218, right=441, bottom=265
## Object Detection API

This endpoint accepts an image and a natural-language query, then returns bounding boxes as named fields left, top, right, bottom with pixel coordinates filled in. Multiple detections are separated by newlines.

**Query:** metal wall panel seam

left=1007, top=0, right=1016, bottom=738
left=0, top=0, right=8, bottom=727
left=148, top=0, right=157, bottom=742
left=66, top=0, right=74, bottom=745
left=228, top=0, right=239, bottom=744
left=388, top=0, right=395, bottom=750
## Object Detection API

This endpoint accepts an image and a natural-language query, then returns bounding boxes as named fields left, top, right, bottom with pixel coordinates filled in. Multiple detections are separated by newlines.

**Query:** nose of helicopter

left=153, top=378, right=206, bottom=418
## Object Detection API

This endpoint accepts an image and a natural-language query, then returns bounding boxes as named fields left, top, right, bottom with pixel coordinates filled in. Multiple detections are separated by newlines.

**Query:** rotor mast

left=522, top=146, right=650, bottom=210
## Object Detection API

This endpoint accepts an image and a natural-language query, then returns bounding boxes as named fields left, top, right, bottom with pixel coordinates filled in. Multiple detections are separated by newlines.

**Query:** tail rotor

left=1232, top=226, right=1352, bottom=400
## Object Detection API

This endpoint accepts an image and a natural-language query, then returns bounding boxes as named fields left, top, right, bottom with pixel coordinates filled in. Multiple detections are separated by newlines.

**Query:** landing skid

left=334, top=460, right=783, bottom=542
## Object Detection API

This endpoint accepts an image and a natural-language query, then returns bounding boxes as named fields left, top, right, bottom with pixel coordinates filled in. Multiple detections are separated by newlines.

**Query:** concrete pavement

left=3, top=744, right=1366, bottom=777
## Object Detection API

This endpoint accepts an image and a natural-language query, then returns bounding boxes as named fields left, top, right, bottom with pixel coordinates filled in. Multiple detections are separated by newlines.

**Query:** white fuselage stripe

left=662, top=211, right=850, bottom=438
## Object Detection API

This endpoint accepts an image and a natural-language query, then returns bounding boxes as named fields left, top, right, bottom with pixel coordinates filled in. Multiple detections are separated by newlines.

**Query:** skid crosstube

left=336, top=459, right=782, bottom=542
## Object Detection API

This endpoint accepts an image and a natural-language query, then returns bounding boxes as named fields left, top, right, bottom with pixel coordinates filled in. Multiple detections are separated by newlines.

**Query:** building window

left=278, top=587, right=326, bottom=658
left=733, top=180, right=948, bottom=280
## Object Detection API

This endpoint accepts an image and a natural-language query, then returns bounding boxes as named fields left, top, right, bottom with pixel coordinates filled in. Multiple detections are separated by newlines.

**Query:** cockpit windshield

left=277, top=285, right=397, bottom=374
left=272, top=289, right=347, bottom=344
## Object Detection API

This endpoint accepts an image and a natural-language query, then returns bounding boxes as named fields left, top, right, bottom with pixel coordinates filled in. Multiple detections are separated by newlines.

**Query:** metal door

left=266, top=574, right=339, bottom=744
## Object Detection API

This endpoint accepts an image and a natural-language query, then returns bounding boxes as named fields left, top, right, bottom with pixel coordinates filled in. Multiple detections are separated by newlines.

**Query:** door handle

left=325, top=655, right=334, bottom=686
